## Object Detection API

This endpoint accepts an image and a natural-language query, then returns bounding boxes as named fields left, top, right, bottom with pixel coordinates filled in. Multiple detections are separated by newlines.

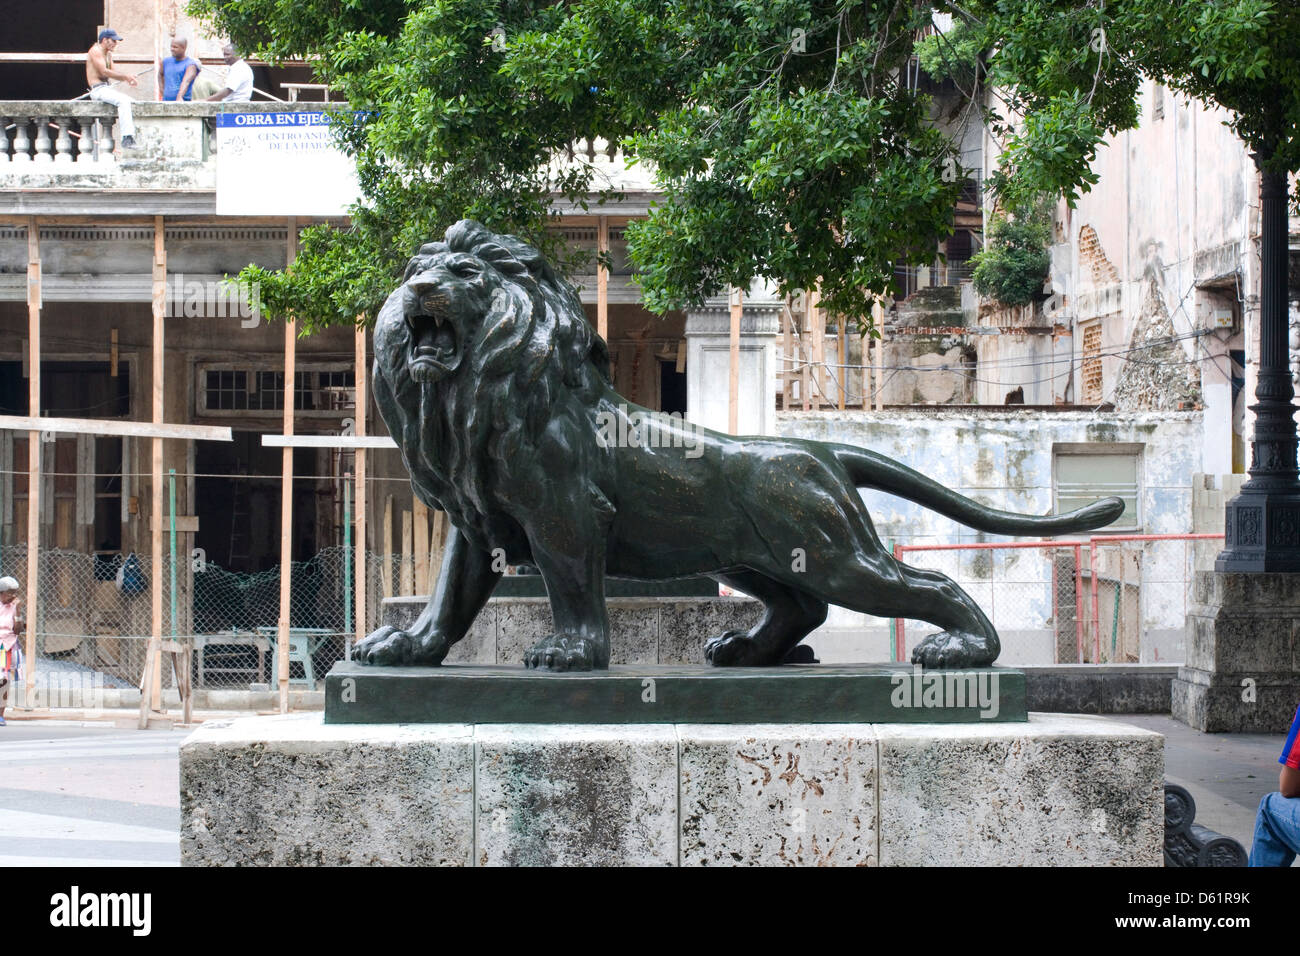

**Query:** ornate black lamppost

left=1217, top=155, right=1300, bottom=571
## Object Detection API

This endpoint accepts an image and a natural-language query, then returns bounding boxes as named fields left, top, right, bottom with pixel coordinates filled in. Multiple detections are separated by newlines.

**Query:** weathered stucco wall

left=1051, top=81, right=1259, bottom=475
left=775, top=409, right=1202, bottom=666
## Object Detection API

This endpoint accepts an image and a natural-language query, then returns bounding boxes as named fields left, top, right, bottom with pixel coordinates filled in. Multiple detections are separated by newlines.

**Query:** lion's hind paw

left=705, top=630, right=768, bottom=667
left=910, top=631, right=995, bottom=669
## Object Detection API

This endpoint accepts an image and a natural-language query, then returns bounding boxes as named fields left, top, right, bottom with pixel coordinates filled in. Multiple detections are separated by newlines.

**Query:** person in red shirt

left=1249, top=702, right=1300, bottom=865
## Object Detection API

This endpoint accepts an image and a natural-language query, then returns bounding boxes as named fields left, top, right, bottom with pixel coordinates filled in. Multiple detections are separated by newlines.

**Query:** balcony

left=1, top=102, right=655, bottom=217
left=0, top=102, right=336, bottom=194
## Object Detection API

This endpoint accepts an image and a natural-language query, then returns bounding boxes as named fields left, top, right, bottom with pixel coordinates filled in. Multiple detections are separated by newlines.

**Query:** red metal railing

left=891, top=533, right=1224, bottom=663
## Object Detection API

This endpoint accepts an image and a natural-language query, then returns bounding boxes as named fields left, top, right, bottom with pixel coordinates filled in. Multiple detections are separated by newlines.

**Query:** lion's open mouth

left=407, top=311, right=460, bottom=381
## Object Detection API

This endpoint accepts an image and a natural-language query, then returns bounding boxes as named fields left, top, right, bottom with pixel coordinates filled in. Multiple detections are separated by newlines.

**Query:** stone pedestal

left=684, top=292, right=781, bottom=436
left=382, top=595, right=763, bottom=666
left=1172, top=570, right=1300, bottom=732
left=181, top=713, right=1162, bottom=866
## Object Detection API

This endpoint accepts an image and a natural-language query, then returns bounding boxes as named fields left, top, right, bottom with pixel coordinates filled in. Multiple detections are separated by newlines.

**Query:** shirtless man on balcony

left=86, top=28, right=139, bottom=148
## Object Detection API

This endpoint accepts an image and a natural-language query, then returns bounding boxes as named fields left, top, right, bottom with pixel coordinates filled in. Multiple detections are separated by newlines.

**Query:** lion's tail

left=832, top=445, right=1124, bottom=535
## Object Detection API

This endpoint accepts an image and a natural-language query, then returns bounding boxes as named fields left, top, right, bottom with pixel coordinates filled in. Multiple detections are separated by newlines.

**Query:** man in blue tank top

left=158, top=36, right=200, bottom=102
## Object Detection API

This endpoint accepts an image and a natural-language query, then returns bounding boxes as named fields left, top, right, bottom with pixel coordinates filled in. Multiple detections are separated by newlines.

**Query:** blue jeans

left=1249, top=791, right=1300, bottom=866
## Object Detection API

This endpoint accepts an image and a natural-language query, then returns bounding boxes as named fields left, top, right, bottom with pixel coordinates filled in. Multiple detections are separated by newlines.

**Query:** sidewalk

left=1118, top=713, right=1284, bottom=854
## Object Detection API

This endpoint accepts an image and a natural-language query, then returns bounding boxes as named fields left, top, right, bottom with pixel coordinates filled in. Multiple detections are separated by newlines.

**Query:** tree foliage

left=970, top=210, right=1051, bottom=306
left=189, top=0, right=969, bottom=330
left=915, top=19, right=982, bottom=89
left=971, top=0, right=1300, bottom=209
left=188, top=0, right=1300, bottom=334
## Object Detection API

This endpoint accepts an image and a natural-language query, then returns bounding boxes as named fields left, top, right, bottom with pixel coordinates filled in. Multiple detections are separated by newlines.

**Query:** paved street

left=0, top=721, right=185, bottom=866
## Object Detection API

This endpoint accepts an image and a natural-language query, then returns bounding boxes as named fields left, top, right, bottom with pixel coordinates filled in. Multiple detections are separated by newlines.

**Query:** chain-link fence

left=891, top=534, right=1222, bottom=665
left=1, top=531, right=1220, bottom=705
left=0, top=544, right=424, bottom=699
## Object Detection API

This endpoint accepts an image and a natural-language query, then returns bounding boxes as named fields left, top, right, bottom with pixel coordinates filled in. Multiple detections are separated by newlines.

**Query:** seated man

left=205, top=43, right=254, bottom=103
left=87, top=28, right=139, bottom=148
left=1249, top=701, right=1300, bottom=866
left=158, top=36, right=200, bottom=102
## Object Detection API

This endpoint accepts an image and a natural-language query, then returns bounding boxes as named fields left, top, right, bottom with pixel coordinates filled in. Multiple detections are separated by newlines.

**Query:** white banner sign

left=216, top=112, right=361, bottom=216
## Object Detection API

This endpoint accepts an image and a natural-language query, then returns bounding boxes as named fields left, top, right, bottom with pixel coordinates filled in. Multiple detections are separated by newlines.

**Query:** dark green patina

left=353, top=220, right=1122, bottom=675
left=326, top=661, right=1027, bottom=723
left=491, top=574, right=719, bottom=599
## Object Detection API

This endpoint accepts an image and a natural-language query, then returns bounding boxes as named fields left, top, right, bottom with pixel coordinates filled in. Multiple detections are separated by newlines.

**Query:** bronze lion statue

left=353, top=220, right=1122, bottom=672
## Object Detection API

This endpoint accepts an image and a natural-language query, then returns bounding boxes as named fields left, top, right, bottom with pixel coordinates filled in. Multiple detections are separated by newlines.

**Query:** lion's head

left=375, top=219, right=608, bottom=390
left=372, top=220, right=611, bottom=516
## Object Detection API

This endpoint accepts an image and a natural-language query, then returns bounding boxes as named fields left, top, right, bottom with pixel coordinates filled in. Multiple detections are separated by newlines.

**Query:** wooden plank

left=260, top=434, right=395, bottom=448
left=873, top=298, right=885, bottom=410
left=142, top=514, right=199, bottom=533
left=863, top=335, right=871, bottom=410
left=382, top=495, right=394, bottom=599
left=354, top=320, right=368, bottom=648
left=782, top=297, right=794, bottom=408
left=597, top=216, right=609, bottom=341
left=728, top=286, right=742, bottom=434
left=0, top=415, right=231, bottom=441
left=142, top=215, right=166, bottom=726
left=803, top=289, right=816, bottom=411
left=413, top=497, right=429, bottom=596
left=428, top=509, right=446, bottom=593
left=838, top=319, right=847, bottom=411
left=278, top=218, right=298, bottom=715
left=25, top=216, right=39, bottom=706
left=811, top=291, right=826, bottom=409
left=400, top=510, right=413, bottom=595
left=110, top=328, right=118, bottom=377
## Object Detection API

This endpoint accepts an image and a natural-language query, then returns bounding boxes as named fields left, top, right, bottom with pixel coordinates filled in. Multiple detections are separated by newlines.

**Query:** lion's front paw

left=522, top=633, right=608, bottom=671
left=910, top=631, right=996, bottom=669
left=352, top=625, right=449, bottom=666
left=705, top=629, right=769, bottom=667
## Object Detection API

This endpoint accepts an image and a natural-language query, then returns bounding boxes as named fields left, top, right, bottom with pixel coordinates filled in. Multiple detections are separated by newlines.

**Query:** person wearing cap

left=86, top=29, right=140, bottom=148
left=0, top=576, right=23, bottom=726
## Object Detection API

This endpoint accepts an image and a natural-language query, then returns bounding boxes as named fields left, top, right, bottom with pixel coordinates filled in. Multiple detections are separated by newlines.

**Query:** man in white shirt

left=206, top=43, right=254, bottom=103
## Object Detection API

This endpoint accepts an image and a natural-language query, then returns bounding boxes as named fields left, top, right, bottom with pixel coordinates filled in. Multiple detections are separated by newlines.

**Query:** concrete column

left=1173, top=570, right=1300, bottom=732
left=685, top=285, right=781, bottom=436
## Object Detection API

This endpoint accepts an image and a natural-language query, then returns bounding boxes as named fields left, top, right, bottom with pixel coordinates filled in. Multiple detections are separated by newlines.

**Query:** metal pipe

left=892, top=539, right=904, bottom=661
left=344, top=472, right=352, bottom=638
left=1074, top=544, right=1085, bottom=664
left=169, top=468, right=176, bottom=639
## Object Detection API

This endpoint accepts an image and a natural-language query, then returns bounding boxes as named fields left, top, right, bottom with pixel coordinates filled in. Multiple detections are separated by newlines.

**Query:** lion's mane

left=374, top=220, right=611, bottom=521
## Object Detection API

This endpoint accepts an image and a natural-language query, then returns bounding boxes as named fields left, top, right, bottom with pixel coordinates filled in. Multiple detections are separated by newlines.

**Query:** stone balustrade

left=1, top=105, right=121, bottom=164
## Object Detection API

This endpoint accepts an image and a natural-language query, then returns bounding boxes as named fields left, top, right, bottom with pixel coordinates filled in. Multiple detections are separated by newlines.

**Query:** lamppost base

left=1215, top=488, right=1300, bottom=572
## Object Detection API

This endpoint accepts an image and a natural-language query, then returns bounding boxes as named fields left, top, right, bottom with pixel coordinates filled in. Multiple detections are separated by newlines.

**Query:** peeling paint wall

left=776, top=409, right=1201, bottom=665
left=1052, top=80, right=1266, bottom=476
